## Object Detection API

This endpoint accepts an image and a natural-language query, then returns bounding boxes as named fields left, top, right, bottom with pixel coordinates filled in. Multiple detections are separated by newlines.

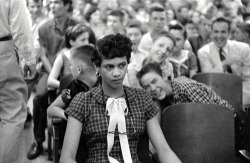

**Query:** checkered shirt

left=171, top=76, right=233, bottom=110
left=65, top=85, right=159, bottom=163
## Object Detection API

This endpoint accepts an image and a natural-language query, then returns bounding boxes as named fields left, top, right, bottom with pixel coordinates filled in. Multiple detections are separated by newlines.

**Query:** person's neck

left=31, top=14, right=38, bottom=22
left=55, top=13, right=69, bottom=29
left=216, top=41, right=227, bottom=49
left=78, top=72, right=98, bottom=88
left=150, top=29, right=161, bottom=39
left=171, top=50, right=182, bottom=59
left=201, top=33, right=210, bottom=41
left=132, top=45, right=139, bottom=53
left=102, top=82, right=124, bottom=98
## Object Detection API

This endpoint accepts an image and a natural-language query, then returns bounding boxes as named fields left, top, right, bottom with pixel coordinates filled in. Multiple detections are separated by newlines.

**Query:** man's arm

left=233, top=45, right=250, bottom=78
left=40, top=45, right=52, bottom=73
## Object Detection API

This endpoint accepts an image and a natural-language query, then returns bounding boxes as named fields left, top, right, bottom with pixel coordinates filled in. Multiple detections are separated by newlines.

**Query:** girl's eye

left=119, top=64, right=126, bottom=69
left=106, top=65, right=113, bottom=70
left=152, top=79, right=157, bottom=84
left=143, top=85, right=149, bottom=90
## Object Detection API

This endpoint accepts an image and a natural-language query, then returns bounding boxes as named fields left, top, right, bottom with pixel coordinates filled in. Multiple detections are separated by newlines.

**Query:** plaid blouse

left=65, top=85, right=159, bottom=163
left=172, top=76, right=233, bottom=110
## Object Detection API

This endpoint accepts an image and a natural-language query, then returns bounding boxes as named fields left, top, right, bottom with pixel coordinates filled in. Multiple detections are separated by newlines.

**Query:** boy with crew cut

left=47, top=44, right=99, bottom=162
left=47, top=44, right=99, bottom=121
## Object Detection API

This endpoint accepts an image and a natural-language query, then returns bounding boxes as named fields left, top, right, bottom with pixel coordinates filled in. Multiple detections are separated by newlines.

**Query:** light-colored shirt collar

left=214, top=41, right=229, bottom=56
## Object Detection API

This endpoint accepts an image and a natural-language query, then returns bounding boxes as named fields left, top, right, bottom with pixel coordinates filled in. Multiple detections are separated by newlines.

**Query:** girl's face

left=70, top=32, right=89, bottom=48
left=90, top=9, right=102, bottom=23
left=140, top=71, right=171, bottom=100
left=150, top=36, right=174, bottom=64
left=97, top=57, right=128, bottom=90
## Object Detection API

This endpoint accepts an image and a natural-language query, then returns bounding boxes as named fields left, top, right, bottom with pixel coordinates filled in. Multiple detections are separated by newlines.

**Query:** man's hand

left=24, top=64, right=36, bottom=80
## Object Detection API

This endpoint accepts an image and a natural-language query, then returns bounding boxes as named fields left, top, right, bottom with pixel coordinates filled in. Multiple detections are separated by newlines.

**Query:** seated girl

left=60, top=33, right=181, bottom=163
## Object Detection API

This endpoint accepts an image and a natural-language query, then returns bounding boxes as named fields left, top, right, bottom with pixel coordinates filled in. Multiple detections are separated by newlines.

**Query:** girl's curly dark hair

left=91, top=33, right=132, bottom=67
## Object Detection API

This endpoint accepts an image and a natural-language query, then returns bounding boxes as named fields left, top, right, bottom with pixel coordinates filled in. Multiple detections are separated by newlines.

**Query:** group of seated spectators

left=22, top=0, right=250, bottom=162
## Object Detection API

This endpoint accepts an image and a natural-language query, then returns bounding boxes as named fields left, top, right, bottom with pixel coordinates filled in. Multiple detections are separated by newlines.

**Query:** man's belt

left=0, top=35, right=12, bottom=42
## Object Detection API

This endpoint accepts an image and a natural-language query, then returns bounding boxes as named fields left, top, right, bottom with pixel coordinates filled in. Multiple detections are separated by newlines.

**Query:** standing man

left=198, top=17, right=250, bottom=111
left=0, top=0, right=36, bottom=162
left=27, top=0, right=77, bottom=160
left=26, top=0, right=48, bottom=121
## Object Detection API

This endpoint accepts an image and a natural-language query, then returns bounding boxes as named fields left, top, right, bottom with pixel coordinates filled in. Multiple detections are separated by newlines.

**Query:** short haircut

left=212, top=17, right=231, bottom=32
left=60, top=0, right=73, bottom=12
left=61, top=0, right=72, bottom=5
left=70, top=44, right=95, bottom=67
left=152, top=30, right=176, bottom=47
left=168, top=23, right=187, bottom=40
left=91, top=33, right=132, bottom=67
left=26, top=0, right=43, bottom=5
left=149, top=5, right=165, bottom=16
left=136, top=63, right=163, bottom=84
left=65, top=24, right=89, bottom=48
left=126, top=19, right=143, bottom=33
left=108, top=10, right=125, bottom=23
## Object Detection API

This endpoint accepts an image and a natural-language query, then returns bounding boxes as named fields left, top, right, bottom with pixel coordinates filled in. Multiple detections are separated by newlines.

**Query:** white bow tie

left=106, top=97, right=132, bottom=163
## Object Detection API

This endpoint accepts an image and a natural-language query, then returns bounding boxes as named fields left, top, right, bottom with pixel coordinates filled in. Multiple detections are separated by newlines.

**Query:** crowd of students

left=1, top=0, right=250, bottom=162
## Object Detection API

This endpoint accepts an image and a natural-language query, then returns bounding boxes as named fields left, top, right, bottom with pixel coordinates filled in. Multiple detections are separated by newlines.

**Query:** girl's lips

left=112, top=79, right=122, bottom=84
left=153, top=90, right=161, bottom=97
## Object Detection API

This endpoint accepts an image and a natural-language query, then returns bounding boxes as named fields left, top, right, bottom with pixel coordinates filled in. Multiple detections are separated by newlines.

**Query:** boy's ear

left=94, top=64, right=99, bottom=73
left=77, top=65, right=82, bottom=74
left=64, top=3, right=70, bottom=12
left=69, top=40, right=74, bottom=47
